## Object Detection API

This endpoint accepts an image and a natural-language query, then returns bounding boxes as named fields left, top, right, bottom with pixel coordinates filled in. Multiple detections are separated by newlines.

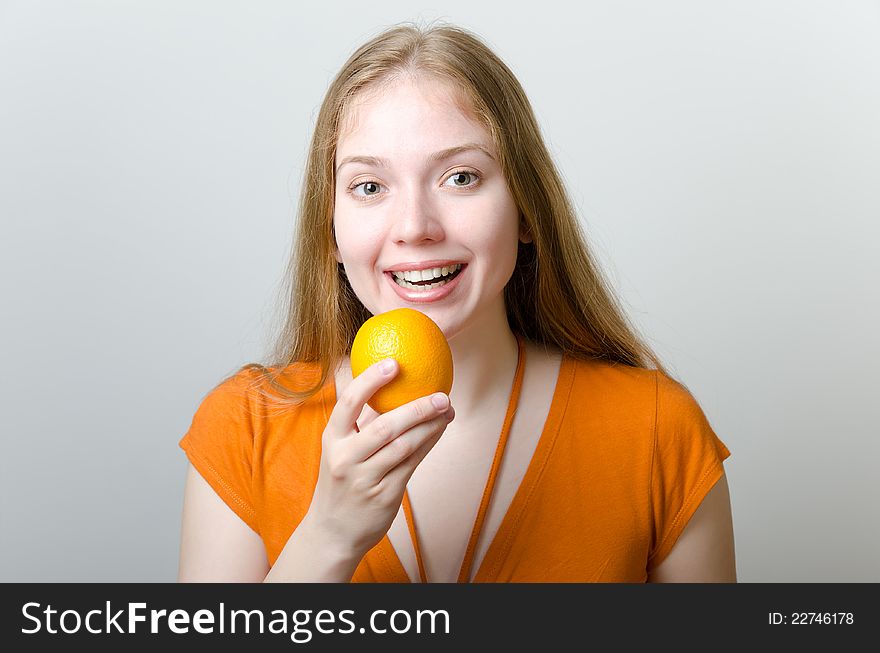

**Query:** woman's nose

left=390, top=187, right=445, bottom=244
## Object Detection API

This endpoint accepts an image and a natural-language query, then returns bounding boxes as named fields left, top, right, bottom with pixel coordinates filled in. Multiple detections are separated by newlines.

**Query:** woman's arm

left=647, top=471, right=737, bottom=582
left=177, top=463, right=270, bottom=582
left=177, top=464, right=363, bottom=582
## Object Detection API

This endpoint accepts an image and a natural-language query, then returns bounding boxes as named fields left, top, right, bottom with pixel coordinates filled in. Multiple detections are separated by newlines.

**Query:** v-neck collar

left=327, top=348, right=576, bottom=583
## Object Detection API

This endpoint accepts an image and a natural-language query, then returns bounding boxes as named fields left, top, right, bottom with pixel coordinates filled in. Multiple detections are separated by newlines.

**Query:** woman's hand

left=303, top=358, right=455, bottom=558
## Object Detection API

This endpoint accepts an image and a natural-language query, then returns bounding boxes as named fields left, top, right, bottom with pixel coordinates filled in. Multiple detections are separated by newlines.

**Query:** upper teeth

left=391, top=263, right=462, bottom=282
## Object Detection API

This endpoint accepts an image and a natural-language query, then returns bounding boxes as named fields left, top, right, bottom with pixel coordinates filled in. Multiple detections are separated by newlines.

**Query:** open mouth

left=390, top=264, right=465, bottom=291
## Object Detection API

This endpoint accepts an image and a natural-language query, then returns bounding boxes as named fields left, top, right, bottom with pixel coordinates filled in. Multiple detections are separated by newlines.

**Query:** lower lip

left=384, top=265, right=466, bottom=303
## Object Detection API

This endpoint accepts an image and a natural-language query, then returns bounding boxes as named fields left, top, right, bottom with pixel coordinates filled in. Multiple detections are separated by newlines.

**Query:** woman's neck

left=446, top=307, right=519, bottom=419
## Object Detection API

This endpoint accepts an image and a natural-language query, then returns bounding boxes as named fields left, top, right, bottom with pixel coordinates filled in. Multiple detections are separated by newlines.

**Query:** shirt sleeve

left=178, top=370, right=261, bottom=534
left=646, top=371, right=731, bottom=571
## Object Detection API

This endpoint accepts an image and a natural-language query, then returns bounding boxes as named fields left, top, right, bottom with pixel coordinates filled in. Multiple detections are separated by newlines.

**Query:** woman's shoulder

left=241, top=360, right=337, bottom=390
left=564, top=351, right=659, bottom=397
left=566, top=356, right=708, bottom=425
left=197, top=361, right=333, bottom=421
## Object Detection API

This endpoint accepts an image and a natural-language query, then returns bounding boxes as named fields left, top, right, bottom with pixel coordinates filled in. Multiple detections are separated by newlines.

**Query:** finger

left=355, top=403, right=381, bottom=433
left=327, top=358, right=398, bottom=439
left=361, top=407, right=454, bottom=483
left=350, top=392, right=451, bottom=463
left=377, top=415, right=449, bottom=492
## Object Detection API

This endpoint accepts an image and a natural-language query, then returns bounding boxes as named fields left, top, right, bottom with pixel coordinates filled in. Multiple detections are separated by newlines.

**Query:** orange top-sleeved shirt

left=179, top=352, right=731, bottom=582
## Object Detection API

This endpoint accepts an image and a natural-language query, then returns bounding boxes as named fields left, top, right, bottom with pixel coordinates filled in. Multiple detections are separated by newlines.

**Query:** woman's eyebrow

left=335, top=142, right=495, bottom=175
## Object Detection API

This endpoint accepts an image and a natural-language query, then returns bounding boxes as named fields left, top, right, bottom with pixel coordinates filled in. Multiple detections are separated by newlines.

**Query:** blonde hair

left=220, top=20, right=681, bottom=406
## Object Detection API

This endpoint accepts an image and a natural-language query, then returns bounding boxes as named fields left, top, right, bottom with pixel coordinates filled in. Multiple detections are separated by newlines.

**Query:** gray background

left=1, top=0, right=878, bottom=582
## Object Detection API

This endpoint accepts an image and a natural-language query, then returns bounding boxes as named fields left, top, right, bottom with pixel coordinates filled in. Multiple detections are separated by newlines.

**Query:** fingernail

left=431, top=394, right=449, bottom=411
left=380, top=359, right=396, bottom=375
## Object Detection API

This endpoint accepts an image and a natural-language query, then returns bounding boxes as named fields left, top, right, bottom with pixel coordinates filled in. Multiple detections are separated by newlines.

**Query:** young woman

left=178, top=23, right=735, bottom=583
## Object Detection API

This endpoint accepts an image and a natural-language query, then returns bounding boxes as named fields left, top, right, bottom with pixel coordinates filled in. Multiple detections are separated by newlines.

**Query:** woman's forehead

left=338, top=75, right=483, bottom=145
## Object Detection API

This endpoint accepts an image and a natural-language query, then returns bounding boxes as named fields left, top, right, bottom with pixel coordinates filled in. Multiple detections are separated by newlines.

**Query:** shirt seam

left=182, top=445, right=258, bottom=528
left=649, top=369, right=659, bottom=560
left=648, top=458, right=724, bottom=566
left=244, top=374, right=264, bottom=538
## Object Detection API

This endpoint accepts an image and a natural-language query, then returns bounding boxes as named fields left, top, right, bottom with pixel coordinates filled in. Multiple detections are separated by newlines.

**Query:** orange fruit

left=351, top=308, right=453, bottom=414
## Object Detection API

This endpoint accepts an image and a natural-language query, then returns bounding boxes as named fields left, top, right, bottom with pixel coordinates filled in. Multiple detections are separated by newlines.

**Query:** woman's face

left=333, top=75, right=529, bottom=338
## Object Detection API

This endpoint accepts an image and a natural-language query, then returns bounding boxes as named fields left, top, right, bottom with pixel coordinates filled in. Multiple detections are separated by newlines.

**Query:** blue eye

left=444, top=170, right=479, bottom=187
left=351, top=181, right=382, bottom=197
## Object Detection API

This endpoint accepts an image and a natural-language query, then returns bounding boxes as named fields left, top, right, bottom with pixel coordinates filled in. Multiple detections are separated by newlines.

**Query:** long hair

left=218, top=21, right=681, bottom=406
